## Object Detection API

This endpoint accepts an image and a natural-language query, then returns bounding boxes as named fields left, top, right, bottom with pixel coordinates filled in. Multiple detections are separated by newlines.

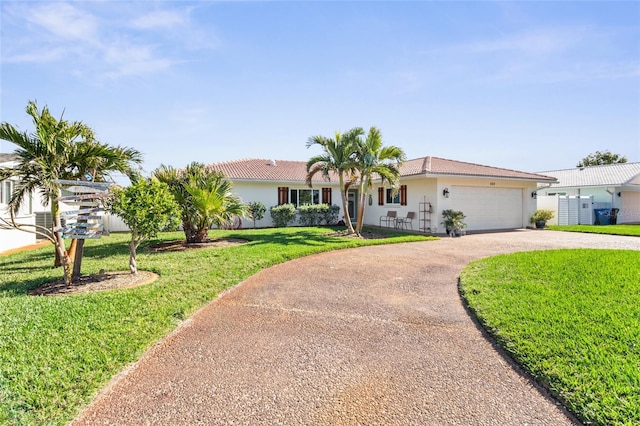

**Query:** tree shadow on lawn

left=0, top=275, right=62, bottom=296
left=227, top=229, right=347, bottom=247
left=226, top=226, right=408, bottom=247
left=0, top=241, right=133, bottom=297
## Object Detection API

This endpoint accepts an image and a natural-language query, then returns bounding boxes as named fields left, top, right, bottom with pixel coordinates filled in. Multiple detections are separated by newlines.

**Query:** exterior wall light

left=368, top=194, right=373, bottom=205
left=531, top=191, right=537, bottom=199
left=442, top=188, right=450, bottom=198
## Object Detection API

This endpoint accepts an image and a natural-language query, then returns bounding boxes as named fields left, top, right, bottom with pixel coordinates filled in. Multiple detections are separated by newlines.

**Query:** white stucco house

left=209, top=156, right=556, bottom=232
left=536, top=162, right=640, bottom=225
left=0, top=153, right=36, bottom=253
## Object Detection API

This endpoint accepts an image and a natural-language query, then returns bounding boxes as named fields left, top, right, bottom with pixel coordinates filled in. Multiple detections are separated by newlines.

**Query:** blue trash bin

left=594, top=208, right=610, bottom=225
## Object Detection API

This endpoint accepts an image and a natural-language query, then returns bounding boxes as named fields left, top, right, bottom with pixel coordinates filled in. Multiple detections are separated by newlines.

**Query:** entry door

left=347, top=190, right=358, bottom=224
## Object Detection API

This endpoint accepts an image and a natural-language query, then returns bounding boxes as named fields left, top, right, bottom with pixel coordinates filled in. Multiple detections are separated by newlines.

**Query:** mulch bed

left=29, top=270, right=159, bottom=296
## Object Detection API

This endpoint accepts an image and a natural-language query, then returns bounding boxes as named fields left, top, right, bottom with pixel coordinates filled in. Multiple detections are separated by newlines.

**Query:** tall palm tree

left=0, top=100, right=142, bottom=284
left=154, top=162, right=244, bottom=243
left=354, top=127, right=406, bottom=235
left=306, top=128, right=363, bottom=234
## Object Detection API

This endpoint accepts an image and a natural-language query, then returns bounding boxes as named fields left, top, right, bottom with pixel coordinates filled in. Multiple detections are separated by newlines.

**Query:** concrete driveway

left=73, top=230, right=640, bottom=425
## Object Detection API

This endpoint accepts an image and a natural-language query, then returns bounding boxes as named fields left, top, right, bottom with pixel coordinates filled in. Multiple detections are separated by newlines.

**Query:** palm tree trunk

left=192, top=226, right=209, bottom=243
left=51, top=200, right=66, bottom=267
left=355, top=183, right=367, bottom=235
left=340, top=175, right=355, bottom=234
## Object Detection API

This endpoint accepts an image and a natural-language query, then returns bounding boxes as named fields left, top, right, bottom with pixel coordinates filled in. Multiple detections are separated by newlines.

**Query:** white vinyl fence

left=537, top=195, right=600, bottom=226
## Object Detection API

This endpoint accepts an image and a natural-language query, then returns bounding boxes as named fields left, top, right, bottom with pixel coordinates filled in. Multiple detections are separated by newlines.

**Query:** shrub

left=270, top=204, right=296, bottom=227
left=298, top=204, right=322, bottom=226
left=298, top=204, right=341, bottom=226
left=530, top=209, right=554, bottom=224
left=324, top=204, right=341, bottom=225
left=441, top=209, right=467, bottom=232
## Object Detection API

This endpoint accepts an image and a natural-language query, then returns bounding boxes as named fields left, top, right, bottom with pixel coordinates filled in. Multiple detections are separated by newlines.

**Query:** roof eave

left=423, top=172, right=556, bottom=183
left=227, top=177, right=341, bottom=185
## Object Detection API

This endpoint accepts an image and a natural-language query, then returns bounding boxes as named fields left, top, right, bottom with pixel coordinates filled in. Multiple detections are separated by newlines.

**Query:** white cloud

left=25, top=2, right=99, bottom=42
left=427, top=26, right=590, bottom=59
left=464, top=27, right=584, bottom=56
left=2, top=47, right=68, bottom=64
left=102, top=41, right=176, bottom=79
left=131, top=10, right=188, bottom=30
left=2, top=2, right=216, bottom=79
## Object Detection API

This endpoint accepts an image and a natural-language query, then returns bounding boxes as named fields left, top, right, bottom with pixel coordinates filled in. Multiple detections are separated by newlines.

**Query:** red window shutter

left=322, top=187, right=331, bottom=204
left=378, top=187, right=384, bottom=206
left=278, top=187, right=289, bottom=205
left=400, top=185, right=407, bottom=206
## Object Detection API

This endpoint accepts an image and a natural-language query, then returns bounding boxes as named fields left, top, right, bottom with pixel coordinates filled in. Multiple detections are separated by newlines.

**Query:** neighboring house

left=536, top=162, right=640, bottom=225
left=0, top=153, right=36, bottom=253
left=209, top=157, right=556, bottom=232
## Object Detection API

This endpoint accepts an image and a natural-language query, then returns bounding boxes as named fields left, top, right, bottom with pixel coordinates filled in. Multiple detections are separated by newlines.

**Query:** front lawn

left=460, top=249, right=640, bottom=425
left=0, top=227, right=433, bottom=425
left=548, top=224, right=640, bottom=237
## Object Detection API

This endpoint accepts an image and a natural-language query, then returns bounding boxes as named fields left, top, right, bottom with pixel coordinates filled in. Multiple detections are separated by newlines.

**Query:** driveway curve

left=73, top=230, right=640, bottom=425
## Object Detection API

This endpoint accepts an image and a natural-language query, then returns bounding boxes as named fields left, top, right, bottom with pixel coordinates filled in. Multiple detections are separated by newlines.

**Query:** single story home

left=536, top=163, right=640, bottom=224
left=209, top=156, right=556, bottom=232
left=0, top=153, right=36, bottom=253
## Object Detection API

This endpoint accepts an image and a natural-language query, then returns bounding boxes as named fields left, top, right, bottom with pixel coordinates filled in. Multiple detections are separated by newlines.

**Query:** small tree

left=577, top=151, right=627, bottom=167
left=106, top=177, right=180, bottom=274
left=246, top=201, right=267, bottom=228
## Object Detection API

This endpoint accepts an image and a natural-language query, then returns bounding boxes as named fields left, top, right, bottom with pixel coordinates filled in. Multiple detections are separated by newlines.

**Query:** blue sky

left=1, top=1, right=639, bottom=177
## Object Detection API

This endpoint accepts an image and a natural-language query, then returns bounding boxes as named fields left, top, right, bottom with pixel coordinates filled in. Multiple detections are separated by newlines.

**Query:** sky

left=1, top=0, right=639, bottom=179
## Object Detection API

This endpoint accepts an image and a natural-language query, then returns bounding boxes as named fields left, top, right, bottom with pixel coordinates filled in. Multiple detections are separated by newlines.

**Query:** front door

left=347, top=190, right=358, bottom=226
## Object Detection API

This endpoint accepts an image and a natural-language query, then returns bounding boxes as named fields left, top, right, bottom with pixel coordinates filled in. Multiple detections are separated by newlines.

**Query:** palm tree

left=154, top=162, right=244, bottom=243
left=306, top=128, right=363, bottom=234
left=354, top=127, right=406, bottom=235
left=0, top=101, right=142, bottom=284
left=184, top=174, right=245, bottom=242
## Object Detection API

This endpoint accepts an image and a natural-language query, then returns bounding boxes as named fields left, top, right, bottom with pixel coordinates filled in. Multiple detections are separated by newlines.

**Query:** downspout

left=605, top=187, right=614, bottom=205
left=536, top=183, right=553, bottom=194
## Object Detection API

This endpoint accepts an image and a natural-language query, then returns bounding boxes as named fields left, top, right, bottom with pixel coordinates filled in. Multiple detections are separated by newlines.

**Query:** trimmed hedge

left=270, top=204, right=296, bottom=227
left=298, top=204, right=340, bottom=226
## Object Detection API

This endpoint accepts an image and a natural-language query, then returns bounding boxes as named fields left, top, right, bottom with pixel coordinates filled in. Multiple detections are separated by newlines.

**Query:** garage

left=451, top=186, right=524, bottom=231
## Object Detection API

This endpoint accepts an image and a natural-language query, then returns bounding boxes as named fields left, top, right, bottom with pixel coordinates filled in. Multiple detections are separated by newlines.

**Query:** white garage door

left=451, top=186, right=524, bottom=231
left=620, top=191, right=640, bottom=223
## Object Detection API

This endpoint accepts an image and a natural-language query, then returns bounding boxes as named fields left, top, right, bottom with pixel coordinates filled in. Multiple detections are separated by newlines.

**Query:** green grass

left=548, top=224, right=640, bottom=237
left=0, top=227, right=434, bottom=425
left=460, top=249, right=640, bottom=425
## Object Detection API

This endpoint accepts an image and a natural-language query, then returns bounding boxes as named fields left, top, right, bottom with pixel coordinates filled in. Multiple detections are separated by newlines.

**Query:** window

left=378, top=187, right=384, bottom=205
left=290, top=189, right=319, bottom=207
left=1, top=180, right=12, bottom=205
left=386, top=188, right=400, bottom=204
left=384, top=185, right=407, bottom=206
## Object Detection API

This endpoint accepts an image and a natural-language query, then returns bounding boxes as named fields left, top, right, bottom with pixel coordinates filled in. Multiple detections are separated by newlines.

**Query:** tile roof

left=207, top=159, right=340, bottom=183
left=401, top=156, right=556, bottom=181
left=208, top=157, right=555, bottom=183
left=537, top=162, right=640, bottom=188
left=0, top=153, right=19, bottom=164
